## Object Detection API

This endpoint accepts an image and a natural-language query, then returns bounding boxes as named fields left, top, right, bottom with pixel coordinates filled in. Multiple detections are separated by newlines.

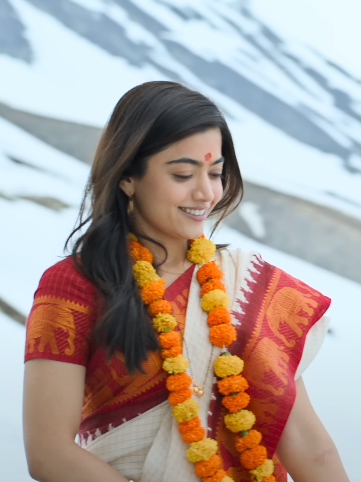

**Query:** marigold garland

left=217, top=374, right=249, bottom=395
left=178, top=416, right=202, bottom=434
left=239, top=445, right=267, bottom=470
left=159, top=331, right=181, bottom=349
left=224, top=409, right=256, bottom=433
left=186, top=438, right=218, bottom=462
left=200, top=279, right=226, bottom=297
left=214, top=354, right=244, bottom=378
left=221, top=392, right=250, bottom=413
left=201, top=289, right=229, bottom=313
left=202, top=469, right=227, bottom=482
left=196, top=261, right=223, bottom=285
left=207, top=307, right=232, bottom=327
left=172, top=398, right=200, bottom=422
left=209, top=324, right=237, bottom=347
left=152, top=313, right=177, bottom=332
left=161, top=346, right=182, bottom=359
left=129, top=234, right=278, bottom=482
left=140, top=279, right=165, bottom=304
left=168, top=388, right=193, bottom=406
left=166, top=373, right=192, bottom=392
left=148, top=299, right=172, bottom=316
left=250, top=459, right=274, bottom=481
left=162, top=355, right=189, bottom=374
left=182, top=427, right=206, bottom=443
left=234, top=430, right=262, bottom=452
left=195, top=454, right=221, bottom=477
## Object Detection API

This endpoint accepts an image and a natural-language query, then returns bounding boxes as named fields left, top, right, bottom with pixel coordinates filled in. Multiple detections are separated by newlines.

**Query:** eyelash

left=174, top=173, right=223, bottom=181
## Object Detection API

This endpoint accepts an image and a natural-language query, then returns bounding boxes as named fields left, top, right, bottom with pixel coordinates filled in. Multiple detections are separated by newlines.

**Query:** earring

left=127, top=196, right=134, bottom=214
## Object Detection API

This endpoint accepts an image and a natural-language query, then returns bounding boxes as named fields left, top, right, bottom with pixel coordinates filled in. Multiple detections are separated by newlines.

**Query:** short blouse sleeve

left=25, top=257, right=97, bottom=366
left=295, top=315, right=330, bottom=380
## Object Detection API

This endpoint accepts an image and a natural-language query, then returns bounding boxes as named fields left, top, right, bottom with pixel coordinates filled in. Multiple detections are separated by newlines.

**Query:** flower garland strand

left=129, top=234, right=278, bottom=482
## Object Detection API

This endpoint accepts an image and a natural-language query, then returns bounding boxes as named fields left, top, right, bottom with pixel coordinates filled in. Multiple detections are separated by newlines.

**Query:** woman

left=23, top=81, right=349, bottom=482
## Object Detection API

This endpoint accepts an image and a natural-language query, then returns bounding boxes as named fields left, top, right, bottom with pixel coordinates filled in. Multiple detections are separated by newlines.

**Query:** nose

left=193, top=172, right=214, bottom=204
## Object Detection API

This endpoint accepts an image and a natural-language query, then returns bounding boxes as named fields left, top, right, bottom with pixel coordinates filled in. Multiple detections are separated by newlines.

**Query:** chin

left=181, top=225, right=204, bottom=240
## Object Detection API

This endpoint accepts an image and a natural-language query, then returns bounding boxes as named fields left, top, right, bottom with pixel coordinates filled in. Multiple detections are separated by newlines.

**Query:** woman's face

left=122, top=128, right=224, bottom=242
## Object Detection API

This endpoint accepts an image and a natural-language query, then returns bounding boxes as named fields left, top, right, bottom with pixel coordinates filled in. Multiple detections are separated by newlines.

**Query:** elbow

left=312, top=443, right=339, bottom=467
left=25, top=444, right=57, bottom=481
left=26, top=455, right=45, bottom=481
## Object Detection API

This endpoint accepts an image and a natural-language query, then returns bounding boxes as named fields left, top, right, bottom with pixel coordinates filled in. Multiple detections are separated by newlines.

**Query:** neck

left=133, top=229, right=189, bottom=267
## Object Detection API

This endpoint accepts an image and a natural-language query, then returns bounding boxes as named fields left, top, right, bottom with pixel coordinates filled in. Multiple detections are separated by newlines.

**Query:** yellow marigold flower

left=214, top=355, right=244, bottom=378
left=187, top=238, right=216, bottom=265
left=220, top=477, right=234, bottom=482
left=152, top=313, right=177, bottom=332
left=133, top=261, right=159, bottom=287
left=172, top=398, right=200, bottom=423
left=186, top=438, right=218, bottom=462
left=224, top=409, right=256, bottom=433
left=249, top=459, right=274, bottom=482
left=128, top=233, right=138, bottom=241
left=163, top=355, right=189, bottom=374
left=201, top=289, right=229, bottom=313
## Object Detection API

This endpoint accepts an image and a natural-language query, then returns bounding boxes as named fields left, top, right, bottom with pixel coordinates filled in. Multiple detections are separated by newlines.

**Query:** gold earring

left=127, top=196, right=134, bottom=214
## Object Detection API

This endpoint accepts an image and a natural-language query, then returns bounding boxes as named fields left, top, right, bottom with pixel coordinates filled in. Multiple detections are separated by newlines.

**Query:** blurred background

left=1, top=0, right=360, bottom=480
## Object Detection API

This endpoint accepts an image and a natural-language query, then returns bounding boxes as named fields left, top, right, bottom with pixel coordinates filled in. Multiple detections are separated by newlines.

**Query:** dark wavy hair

left=66, top=81, right=243, bottom=373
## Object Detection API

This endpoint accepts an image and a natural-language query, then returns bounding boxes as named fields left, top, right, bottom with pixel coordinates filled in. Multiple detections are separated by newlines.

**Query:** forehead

left=156, top=128, right=222, bottom=162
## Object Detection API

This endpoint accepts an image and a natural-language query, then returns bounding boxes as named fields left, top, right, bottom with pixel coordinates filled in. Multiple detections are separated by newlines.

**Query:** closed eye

left=173, top=174, right=192, bottom=180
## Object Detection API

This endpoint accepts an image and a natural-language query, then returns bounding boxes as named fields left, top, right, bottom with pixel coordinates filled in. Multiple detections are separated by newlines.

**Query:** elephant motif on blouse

left=26, top=303, right=75, bottom=355
left=266, top=287, right=318, bottom=347
left=243, top=337, right=289, bottom=396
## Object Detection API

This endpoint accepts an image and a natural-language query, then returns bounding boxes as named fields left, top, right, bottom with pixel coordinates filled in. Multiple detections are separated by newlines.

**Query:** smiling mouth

left=180, top=207, right=207, bottom=216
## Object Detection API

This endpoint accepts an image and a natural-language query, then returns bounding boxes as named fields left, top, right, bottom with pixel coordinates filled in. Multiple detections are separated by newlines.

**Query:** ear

left=119, top=177, right=135, bottom=198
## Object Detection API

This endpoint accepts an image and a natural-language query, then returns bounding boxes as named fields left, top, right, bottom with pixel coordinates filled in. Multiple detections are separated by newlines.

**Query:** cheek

left=214, top=182, right=224, bottom=203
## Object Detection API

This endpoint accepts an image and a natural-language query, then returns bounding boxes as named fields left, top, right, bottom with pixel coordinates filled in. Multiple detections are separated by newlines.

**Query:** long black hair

left=66, top=81, right=243, bottom=373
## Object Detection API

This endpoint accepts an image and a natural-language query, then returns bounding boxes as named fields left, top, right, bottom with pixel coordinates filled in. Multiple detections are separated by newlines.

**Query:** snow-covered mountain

left=2, top=0, right=361, bottom=308
left=1, top=0, right=361, bottom=212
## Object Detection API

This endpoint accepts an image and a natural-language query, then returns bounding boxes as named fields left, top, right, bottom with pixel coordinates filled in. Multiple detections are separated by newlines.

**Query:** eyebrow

left=166, top=156, right=225, bottom=167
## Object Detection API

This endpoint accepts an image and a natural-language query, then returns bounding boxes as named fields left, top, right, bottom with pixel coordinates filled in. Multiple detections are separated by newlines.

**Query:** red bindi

left=205, top=153, right=211, bottom=162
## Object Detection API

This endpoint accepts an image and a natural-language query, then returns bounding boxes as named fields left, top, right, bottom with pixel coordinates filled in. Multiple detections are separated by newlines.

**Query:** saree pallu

left=81, top=248, right=330, bottom=482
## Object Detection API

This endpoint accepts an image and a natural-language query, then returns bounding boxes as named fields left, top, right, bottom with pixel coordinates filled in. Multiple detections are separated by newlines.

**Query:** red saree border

left=208, top=256, right=330, bottom=481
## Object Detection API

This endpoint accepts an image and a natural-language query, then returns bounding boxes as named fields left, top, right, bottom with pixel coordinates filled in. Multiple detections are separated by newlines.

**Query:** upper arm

left=277, top=377, right=348, bottom=482
left=23, top=359, right=86, bottom=470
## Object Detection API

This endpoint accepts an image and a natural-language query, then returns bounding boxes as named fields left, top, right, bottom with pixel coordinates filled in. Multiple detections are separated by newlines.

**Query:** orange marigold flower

left=217, top=375, right=249, bottom=395
left=197, top=261, right=224, bottom=285
left=178, top=416, right=201, bottom=434
left=129, top=241, right=153, bottom=263
left=161, top=346, right=182, bottom=359
left=140, top=279, right=166, bottom=305
left=235, top=430, right=262, bottom=453
left=168, top=388, right=193, bottom=406
left=167, top=373, right=192, bottom=392
left=200, top=279, right=226, bottom=297
left=261, top=476, right=277, bottom=482
left=222, top=392, right=250, bottom=413
left=159, top=331, right=181, bottom=349
left=202, top=468, right=227, bottom=482
left=207, top=307, right=232, bottom=327
left=182, top=427, right=206, bottom=443
left=195, top=454, right=221, bottom=478
left=209, top=324, right=237, bottom=347
left=148, top=299, right=172, bottom=316
left=240, top=445, right=267, bottom=470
